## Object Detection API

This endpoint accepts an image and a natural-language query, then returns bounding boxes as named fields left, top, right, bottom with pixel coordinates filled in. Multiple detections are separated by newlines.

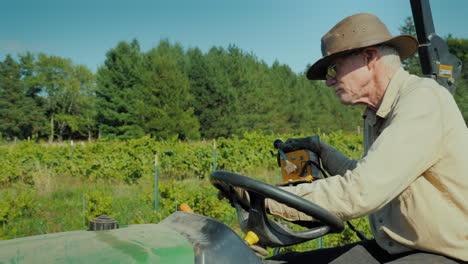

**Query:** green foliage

left=398, top=17, right=468, bottom=125
left=448, top=37, right=468, bottom=125
left=68, top=140, right=149, bottom=184
left=1, top=16, right=464, bottom=252
left=153, top=181, right=236, bottom=223
left=188, top=47, right=239, bottom=138
left=0, top=53, right=96, bottom=141
left=0, top=40, right=368, bottom=142
left=0, top=131, right=363, bottom=188
left=33, top=54, right=96, bottom=141
left=0, top=185, right=36, bottom=224
left=216, top=132, right=277, bottom=174
left=447, top=37, right=468, bottom=80
left=2, top=33, right=467, bottom=141
left=138, top=42, right=200, bottom=140
left=188, top=45, right=363, bottom=138
left=399, top=17, right=422, bottom=76
left=96, top=39, right=200, bottom=140
left=85, top=190, right=113, bottom=222
left=0, top=132, right=364, bottom=248
left=324, top=131, right=364, bottom=160
left=96, top=39, right=144, bottom=139
left=0, top=55, right=46, bottom=140
left=0, top=141, right=37, bottom=186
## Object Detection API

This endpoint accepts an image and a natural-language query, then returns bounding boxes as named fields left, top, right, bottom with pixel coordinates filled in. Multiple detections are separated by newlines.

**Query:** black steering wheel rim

left=211, top=170, right=344, bottom=247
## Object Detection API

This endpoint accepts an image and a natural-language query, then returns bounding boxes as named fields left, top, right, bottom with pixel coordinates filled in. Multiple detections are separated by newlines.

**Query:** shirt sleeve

left=267, top=86, right=444, bottom=222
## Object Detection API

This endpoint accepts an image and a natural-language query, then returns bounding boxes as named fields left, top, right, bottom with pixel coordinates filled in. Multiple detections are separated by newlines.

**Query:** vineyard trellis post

left=154, top=154, right=159, bottom=214
left=213, top=140, right=217, bottom=172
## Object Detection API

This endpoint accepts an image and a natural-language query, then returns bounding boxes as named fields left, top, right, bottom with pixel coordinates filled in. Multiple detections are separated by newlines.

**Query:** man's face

left=325, top=51, right=372, bottom=106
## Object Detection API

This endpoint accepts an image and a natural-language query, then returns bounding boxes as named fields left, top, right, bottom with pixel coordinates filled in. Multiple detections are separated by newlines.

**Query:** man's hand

left=275, top=136, right=359, bottom=176
left=250, top=244, right=268, bottom=259
left=275, top=136, right=322, bottom=154
left=216, top=183, right=250, bottom=210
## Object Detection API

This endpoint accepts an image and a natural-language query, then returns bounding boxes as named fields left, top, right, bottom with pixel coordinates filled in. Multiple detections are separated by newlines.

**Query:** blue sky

left=1, top=0, right=467, bottom=74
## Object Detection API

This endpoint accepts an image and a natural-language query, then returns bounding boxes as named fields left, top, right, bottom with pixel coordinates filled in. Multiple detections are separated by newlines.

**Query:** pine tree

left=96, top=39, right=145, bottom=139
left=137, top=42, right=200, bottom=140
left=0, top=55, right=45, bottom=140
left=188, top=47, right=243, bottom=138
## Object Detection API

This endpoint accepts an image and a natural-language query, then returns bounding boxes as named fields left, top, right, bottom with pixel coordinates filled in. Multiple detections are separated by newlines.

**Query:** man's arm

left=267, top=83, right=443, bottom=222
left=319, top=141, right=358, bottom=176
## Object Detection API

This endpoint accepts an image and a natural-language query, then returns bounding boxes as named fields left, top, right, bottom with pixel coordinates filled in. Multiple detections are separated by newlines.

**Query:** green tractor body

left=0, top=212, right=261, bottom=264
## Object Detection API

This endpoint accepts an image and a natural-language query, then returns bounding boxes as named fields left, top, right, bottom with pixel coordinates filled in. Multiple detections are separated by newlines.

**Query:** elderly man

left=263, top=13, right=468, bottom=264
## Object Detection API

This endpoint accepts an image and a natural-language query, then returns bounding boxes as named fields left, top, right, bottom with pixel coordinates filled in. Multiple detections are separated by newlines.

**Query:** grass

left=1, top=164, right=372, bottom=256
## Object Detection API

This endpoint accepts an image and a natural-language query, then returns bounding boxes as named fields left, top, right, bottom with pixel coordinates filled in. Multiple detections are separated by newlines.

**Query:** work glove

left=275, top=135, right=358, bottom=176
left=275, top=136, right=322, bottom=155
left=320, top=142, right=358, bottom=176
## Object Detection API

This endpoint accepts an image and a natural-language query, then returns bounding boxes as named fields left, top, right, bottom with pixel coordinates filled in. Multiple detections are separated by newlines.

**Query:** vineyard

left=0, top=131, right=371, bottom=252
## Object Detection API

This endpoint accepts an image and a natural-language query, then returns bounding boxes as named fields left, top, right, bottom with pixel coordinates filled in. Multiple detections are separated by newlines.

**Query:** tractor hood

left=0, top=212, right=261, bottom=264
left=0, top=223, right=194, bottom=263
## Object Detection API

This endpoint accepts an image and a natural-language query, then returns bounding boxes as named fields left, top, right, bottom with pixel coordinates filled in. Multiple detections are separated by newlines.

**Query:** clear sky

left=1, top=0, right=467, bottom=75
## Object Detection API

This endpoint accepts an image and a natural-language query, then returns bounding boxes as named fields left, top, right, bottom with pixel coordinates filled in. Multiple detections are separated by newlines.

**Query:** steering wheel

left=211, top=170, right=344, bottom=248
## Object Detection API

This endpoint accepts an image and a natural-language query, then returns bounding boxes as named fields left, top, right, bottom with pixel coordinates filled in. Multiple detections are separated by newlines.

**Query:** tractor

left=0, top=170, right=343, bottom=263
left=0, top=0, right=462, bottom=263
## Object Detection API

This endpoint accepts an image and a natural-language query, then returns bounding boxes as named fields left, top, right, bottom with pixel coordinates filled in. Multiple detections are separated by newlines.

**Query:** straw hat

left=306, top=13, right=419, bottom=80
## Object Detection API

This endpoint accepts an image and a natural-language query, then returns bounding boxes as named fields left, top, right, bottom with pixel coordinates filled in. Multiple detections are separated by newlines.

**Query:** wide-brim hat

left=306, top=13, right=419, bottom=80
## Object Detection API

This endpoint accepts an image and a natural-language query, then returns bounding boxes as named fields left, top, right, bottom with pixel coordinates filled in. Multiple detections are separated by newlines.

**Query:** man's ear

left=364, top=48, right=379, bottom=67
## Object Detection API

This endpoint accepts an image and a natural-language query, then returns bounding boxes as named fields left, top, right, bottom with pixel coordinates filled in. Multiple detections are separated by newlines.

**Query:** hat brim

left=306, top=34, right=419, bottom=80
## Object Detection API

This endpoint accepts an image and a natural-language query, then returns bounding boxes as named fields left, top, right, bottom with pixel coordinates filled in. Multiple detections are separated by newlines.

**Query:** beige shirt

left=267, top=68, right=468, bottom=261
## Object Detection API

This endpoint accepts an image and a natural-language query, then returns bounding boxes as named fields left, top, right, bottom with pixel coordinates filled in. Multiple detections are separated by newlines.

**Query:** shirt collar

left=375, top=68, right=409, bottom=118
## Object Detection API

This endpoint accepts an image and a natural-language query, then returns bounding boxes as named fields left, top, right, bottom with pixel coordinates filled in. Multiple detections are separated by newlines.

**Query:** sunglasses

left=326, top=64, right=338, bottom=80
left=325, top=50, right=363, bottom=80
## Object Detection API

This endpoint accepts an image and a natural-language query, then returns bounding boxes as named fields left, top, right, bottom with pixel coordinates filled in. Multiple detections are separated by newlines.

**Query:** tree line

left=1, top=20, right=467, bottom=142
left=0, top=40, right=364, bottom=141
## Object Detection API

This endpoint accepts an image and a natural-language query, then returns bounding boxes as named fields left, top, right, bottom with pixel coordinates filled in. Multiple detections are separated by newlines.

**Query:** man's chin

left=338, top=96, right=352, bottom=105
left=338, top=96, right=364, bottom=106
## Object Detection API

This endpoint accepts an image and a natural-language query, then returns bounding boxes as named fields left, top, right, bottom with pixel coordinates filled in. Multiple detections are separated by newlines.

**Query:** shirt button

left=388, top=241, right=394, bottom=247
